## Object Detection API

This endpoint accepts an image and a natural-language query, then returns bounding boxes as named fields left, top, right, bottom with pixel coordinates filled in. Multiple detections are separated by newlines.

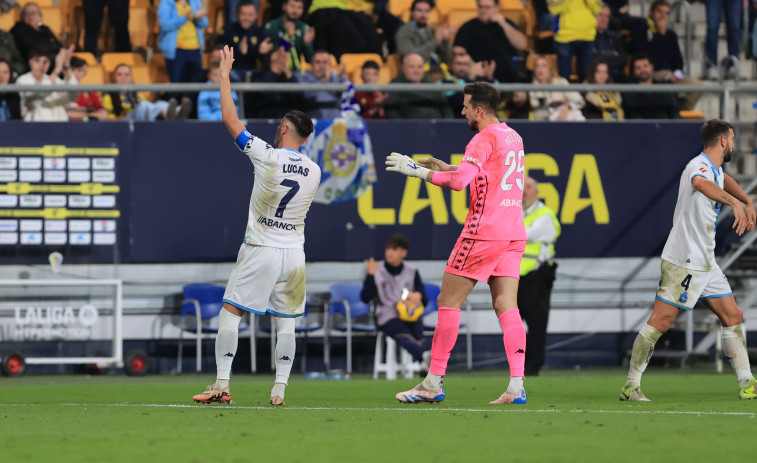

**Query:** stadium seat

left=340, top=53, right=384, bottom=78
left=0, top=6, right=19, bottom=31
left=435, top=0, right=477, bottom=18
left=325, top=283, right=376, bottom=374
left=101, top=52, right=145, bottom=74
left=374, top=332, right=420, bottom=379
left=299, top=54, right=338, bottom=72
left=148, top=52, right=169, bottom=83
left=129, top=6, right=157, bottom=49
left=177, top=284, right=251, bottom=374
left=78, top=64, right=105, bottom=84
left=679, top=110, right=705, bottom=119
left=73, top=52, right=97, bottom=65
left=129, top=64, right=152, bottom=83
left=389, top=0, right=413, bottom=18
left=33, top=0, right=56, bottom=6
left=385, top=54, right=400, bottom=80
left=40, top=6, right=64, bottom=38
left=446, top=8, right=477, bottom=29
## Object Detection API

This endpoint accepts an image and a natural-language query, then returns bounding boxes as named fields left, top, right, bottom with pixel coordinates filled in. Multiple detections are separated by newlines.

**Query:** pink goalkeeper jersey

left=459, top=122, right=527, bottom=241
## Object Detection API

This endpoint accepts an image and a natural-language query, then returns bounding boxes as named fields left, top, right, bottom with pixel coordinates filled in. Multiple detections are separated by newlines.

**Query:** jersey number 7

left=501, top=149, right=525, bottom=192
left=275, top=179, right=300, bottom=218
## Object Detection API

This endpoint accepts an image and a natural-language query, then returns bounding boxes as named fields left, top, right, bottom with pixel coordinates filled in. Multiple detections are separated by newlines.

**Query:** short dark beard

left=414, top=20, right=427, bottom=28
left=724, top=145, right=733, bottom=163
left=284, top=13, right=298, bottom=22
left=468, top=119, right=478, bottom=131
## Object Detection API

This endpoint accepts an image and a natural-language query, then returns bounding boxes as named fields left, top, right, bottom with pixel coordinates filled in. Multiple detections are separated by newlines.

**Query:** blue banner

left=0, top=121, right=705, bottom=263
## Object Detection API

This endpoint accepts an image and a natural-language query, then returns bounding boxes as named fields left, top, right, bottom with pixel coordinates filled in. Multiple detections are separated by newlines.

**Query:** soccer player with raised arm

left=192, top=45, right=321, bottom=406
left=385, top=82, right=529, bottom=404
left=620, top=119, right=757, bottom=401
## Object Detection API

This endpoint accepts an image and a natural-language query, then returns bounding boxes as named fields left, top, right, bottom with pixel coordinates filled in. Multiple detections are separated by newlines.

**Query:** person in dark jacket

left=385, top=53, right=453, bottom=119
left=217, top=0, right=272, bottom=79
left=622, top=53, right=680, bottom=119
left=10, top=2, right=62, bottom=62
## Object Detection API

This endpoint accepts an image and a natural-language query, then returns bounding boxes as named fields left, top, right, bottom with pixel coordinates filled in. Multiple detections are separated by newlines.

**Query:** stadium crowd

left=0, top=0, right=749, bottom=121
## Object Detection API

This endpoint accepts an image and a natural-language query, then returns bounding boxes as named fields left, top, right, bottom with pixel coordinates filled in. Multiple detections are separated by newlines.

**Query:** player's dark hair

left=284, top=110, right=313, bottom=139
left=411, top=0, right=435, bottom=11
left=283, top=0, right=304, bottom=5
left=650, top=0, right=670, bottom=13
left=362, top=60, right=380, bottom=71
left=701, top=119, right=733, bottom=147
left=386, top=233, right=410, bottom=250
left=585, top=57, right=612, bottom=84
left=464, top=82, right=499, bottom=115
left=70, top=56, right=87, bottom=70
left=236, top=0, right=255, bottom=15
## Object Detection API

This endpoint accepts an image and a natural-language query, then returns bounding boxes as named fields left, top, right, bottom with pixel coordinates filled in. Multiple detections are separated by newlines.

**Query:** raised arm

left=692, top=175, right=750, bottom=235
left=219, top=45, right=245, bottom=138
left=386, top=153, right=478, bottom=191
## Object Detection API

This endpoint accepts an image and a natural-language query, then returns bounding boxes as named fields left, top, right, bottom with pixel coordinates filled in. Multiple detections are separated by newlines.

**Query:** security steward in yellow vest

left=518, top=177, right=561, bottom=376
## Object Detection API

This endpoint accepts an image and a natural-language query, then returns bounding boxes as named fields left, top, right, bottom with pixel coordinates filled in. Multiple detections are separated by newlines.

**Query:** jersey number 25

left=501, top=149, right=525, bottom=191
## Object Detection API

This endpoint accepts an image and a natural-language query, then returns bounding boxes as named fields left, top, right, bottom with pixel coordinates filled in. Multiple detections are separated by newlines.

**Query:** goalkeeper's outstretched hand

left=385, top=152, right=431, bottom=180
left=417, top=157, right=455, bottom=172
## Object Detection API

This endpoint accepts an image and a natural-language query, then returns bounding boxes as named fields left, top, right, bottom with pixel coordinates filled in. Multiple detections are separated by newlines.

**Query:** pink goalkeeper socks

left=499, top=309, right=526, bottom=377
left=429, top=307, right=461, bottom=376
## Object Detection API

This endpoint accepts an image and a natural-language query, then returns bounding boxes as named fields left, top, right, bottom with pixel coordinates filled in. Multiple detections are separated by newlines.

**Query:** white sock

left=506, top=376, right=524, bottom=395
left=722, top=324, right=754, bottom=388
left=214, top=309, right=241, bottom=389
left=271, top=382, right=286, bottom=399
left=421, top=373, right=443, bottom=391
left=626, top=324, right=662, bottom=387
left=274, top=317, right=296, bottom=387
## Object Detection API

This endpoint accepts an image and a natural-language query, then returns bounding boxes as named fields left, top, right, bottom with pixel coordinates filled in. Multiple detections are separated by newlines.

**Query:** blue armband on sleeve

left=235, top=129, right=253, bottom=151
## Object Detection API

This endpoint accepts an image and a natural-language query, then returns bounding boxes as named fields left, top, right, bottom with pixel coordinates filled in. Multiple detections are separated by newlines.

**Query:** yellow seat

left=148, top=53, right=169, bottom=83
left=73, top=52, right=97, bottom=65
left=129, top=6, right=157, bottom=49
left=130, top=64, right=152, bottom=84
left=340, top=53, right=384, bottom=78
left=500, top=0, right=525, bottom=10
left=32, top=0, right=55, bottom=6
left=299, top=53, right=338, bottom=71
left=385, top=54, right=400, bottom=80
left=389, top=0, right=413, bottom=17
left=435, top=0, right=477, bottom=18
left=40, top=6, right=64, bottom=38
left=78, top=64, right=105, bottom=84
left=0, top=6, right=19, bottom=31
left=680, top=110, right=705, bottom=120
left=526, top=53, right=557, bottom=72
left=101, top=52, right=145, bottom=74
left=446, top=8, right=477, bottom=29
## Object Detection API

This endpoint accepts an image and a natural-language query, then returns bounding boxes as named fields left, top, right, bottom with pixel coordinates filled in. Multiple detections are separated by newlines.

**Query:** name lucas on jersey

left=283, top=164, right=310, bottom=176
left=257, top=216, right=296, bottom=230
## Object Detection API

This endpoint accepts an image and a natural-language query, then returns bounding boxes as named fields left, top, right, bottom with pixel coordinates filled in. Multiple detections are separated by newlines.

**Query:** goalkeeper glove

left=385, top=152, right=431, bottom=179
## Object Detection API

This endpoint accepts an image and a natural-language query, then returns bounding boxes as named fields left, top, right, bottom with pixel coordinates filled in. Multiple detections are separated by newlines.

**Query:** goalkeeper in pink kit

left=385, top=82, right=528, bottom=404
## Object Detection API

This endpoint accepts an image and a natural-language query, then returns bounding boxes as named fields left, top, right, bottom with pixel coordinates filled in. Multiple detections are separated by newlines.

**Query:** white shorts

left=656, top=259, right=733, bottom=311
left=223, top=244, right=306, bottom=318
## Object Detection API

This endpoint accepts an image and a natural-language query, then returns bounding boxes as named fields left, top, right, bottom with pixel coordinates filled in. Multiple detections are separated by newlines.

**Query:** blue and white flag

left=301, top=115, right=377, bottom=204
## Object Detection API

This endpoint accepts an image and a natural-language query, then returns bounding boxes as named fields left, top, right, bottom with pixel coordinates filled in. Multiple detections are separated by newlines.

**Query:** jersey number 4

left=275, top=179, right=300, bottom=218
left=501, top=149, right=525, bottom=191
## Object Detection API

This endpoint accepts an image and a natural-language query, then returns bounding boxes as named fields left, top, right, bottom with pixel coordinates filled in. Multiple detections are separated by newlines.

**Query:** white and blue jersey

left=661, top=152, right=723, bottom=272
left=234, top=129, right=321, bottom=249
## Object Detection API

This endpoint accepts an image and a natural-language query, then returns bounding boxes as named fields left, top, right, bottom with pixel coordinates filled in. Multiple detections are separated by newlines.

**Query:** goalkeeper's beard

left=468, top=119, right=478, bottom=132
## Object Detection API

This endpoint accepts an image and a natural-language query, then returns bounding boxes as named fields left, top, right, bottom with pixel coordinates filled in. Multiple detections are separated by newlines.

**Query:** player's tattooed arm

left=693, top=176, right=749, bottom=235
left=723, top=173, right=756, bottom=230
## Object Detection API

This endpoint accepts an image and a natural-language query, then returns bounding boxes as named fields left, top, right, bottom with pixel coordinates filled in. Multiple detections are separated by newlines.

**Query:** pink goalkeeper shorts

left=445, top=237, right=526, bottom=283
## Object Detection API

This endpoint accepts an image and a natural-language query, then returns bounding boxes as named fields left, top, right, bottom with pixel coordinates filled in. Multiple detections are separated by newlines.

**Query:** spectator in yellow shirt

left=548, top=0, right=602, bottom=82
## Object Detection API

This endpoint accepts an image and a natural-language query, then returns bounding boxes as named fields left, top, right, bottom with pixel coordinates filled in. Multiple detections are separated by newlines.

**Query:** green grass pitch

left=1, top=369, right=755, bottom=462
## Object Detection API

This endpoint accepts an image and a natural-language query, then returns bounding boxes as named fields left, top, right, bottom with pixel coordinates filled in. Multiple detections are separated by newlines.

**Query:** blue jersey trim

left=699, top=152, right=719, bottom=185
left=282, top=147, right=301, bottom=154
left=655, top=296, right=692, bottom=311
left=690, top=173, right=706, bottom=182
left=235, top=129, right=252, bottom=151
left=222, top=298, right=303, bottom=318
left=699, top=292, right=733, bottom=301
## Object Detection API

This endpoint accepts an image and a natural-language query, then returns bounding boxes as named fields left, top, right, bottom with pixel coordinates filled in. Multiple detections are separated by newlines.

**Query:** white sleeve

left=686, top=160, right=714, bottom=190
left=234, top=129, right=275, bottom=164
left=526, top=214, right=556, bottom=243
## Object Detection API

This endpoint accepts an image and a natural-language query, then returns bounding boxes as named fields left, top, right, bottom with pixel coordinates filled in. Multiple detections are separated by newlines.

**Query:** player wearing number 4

left=386, top=82, right=529, bottom=404
left=620, top=119, right=757, bottom=402
left=192, top=45, right=321, bottom=406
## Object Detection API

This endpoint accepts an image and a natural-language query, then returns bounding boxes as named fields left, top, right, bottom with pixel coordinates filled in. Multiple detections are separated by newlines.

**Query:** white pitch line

left=50, top=403, right=757, bottom=417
